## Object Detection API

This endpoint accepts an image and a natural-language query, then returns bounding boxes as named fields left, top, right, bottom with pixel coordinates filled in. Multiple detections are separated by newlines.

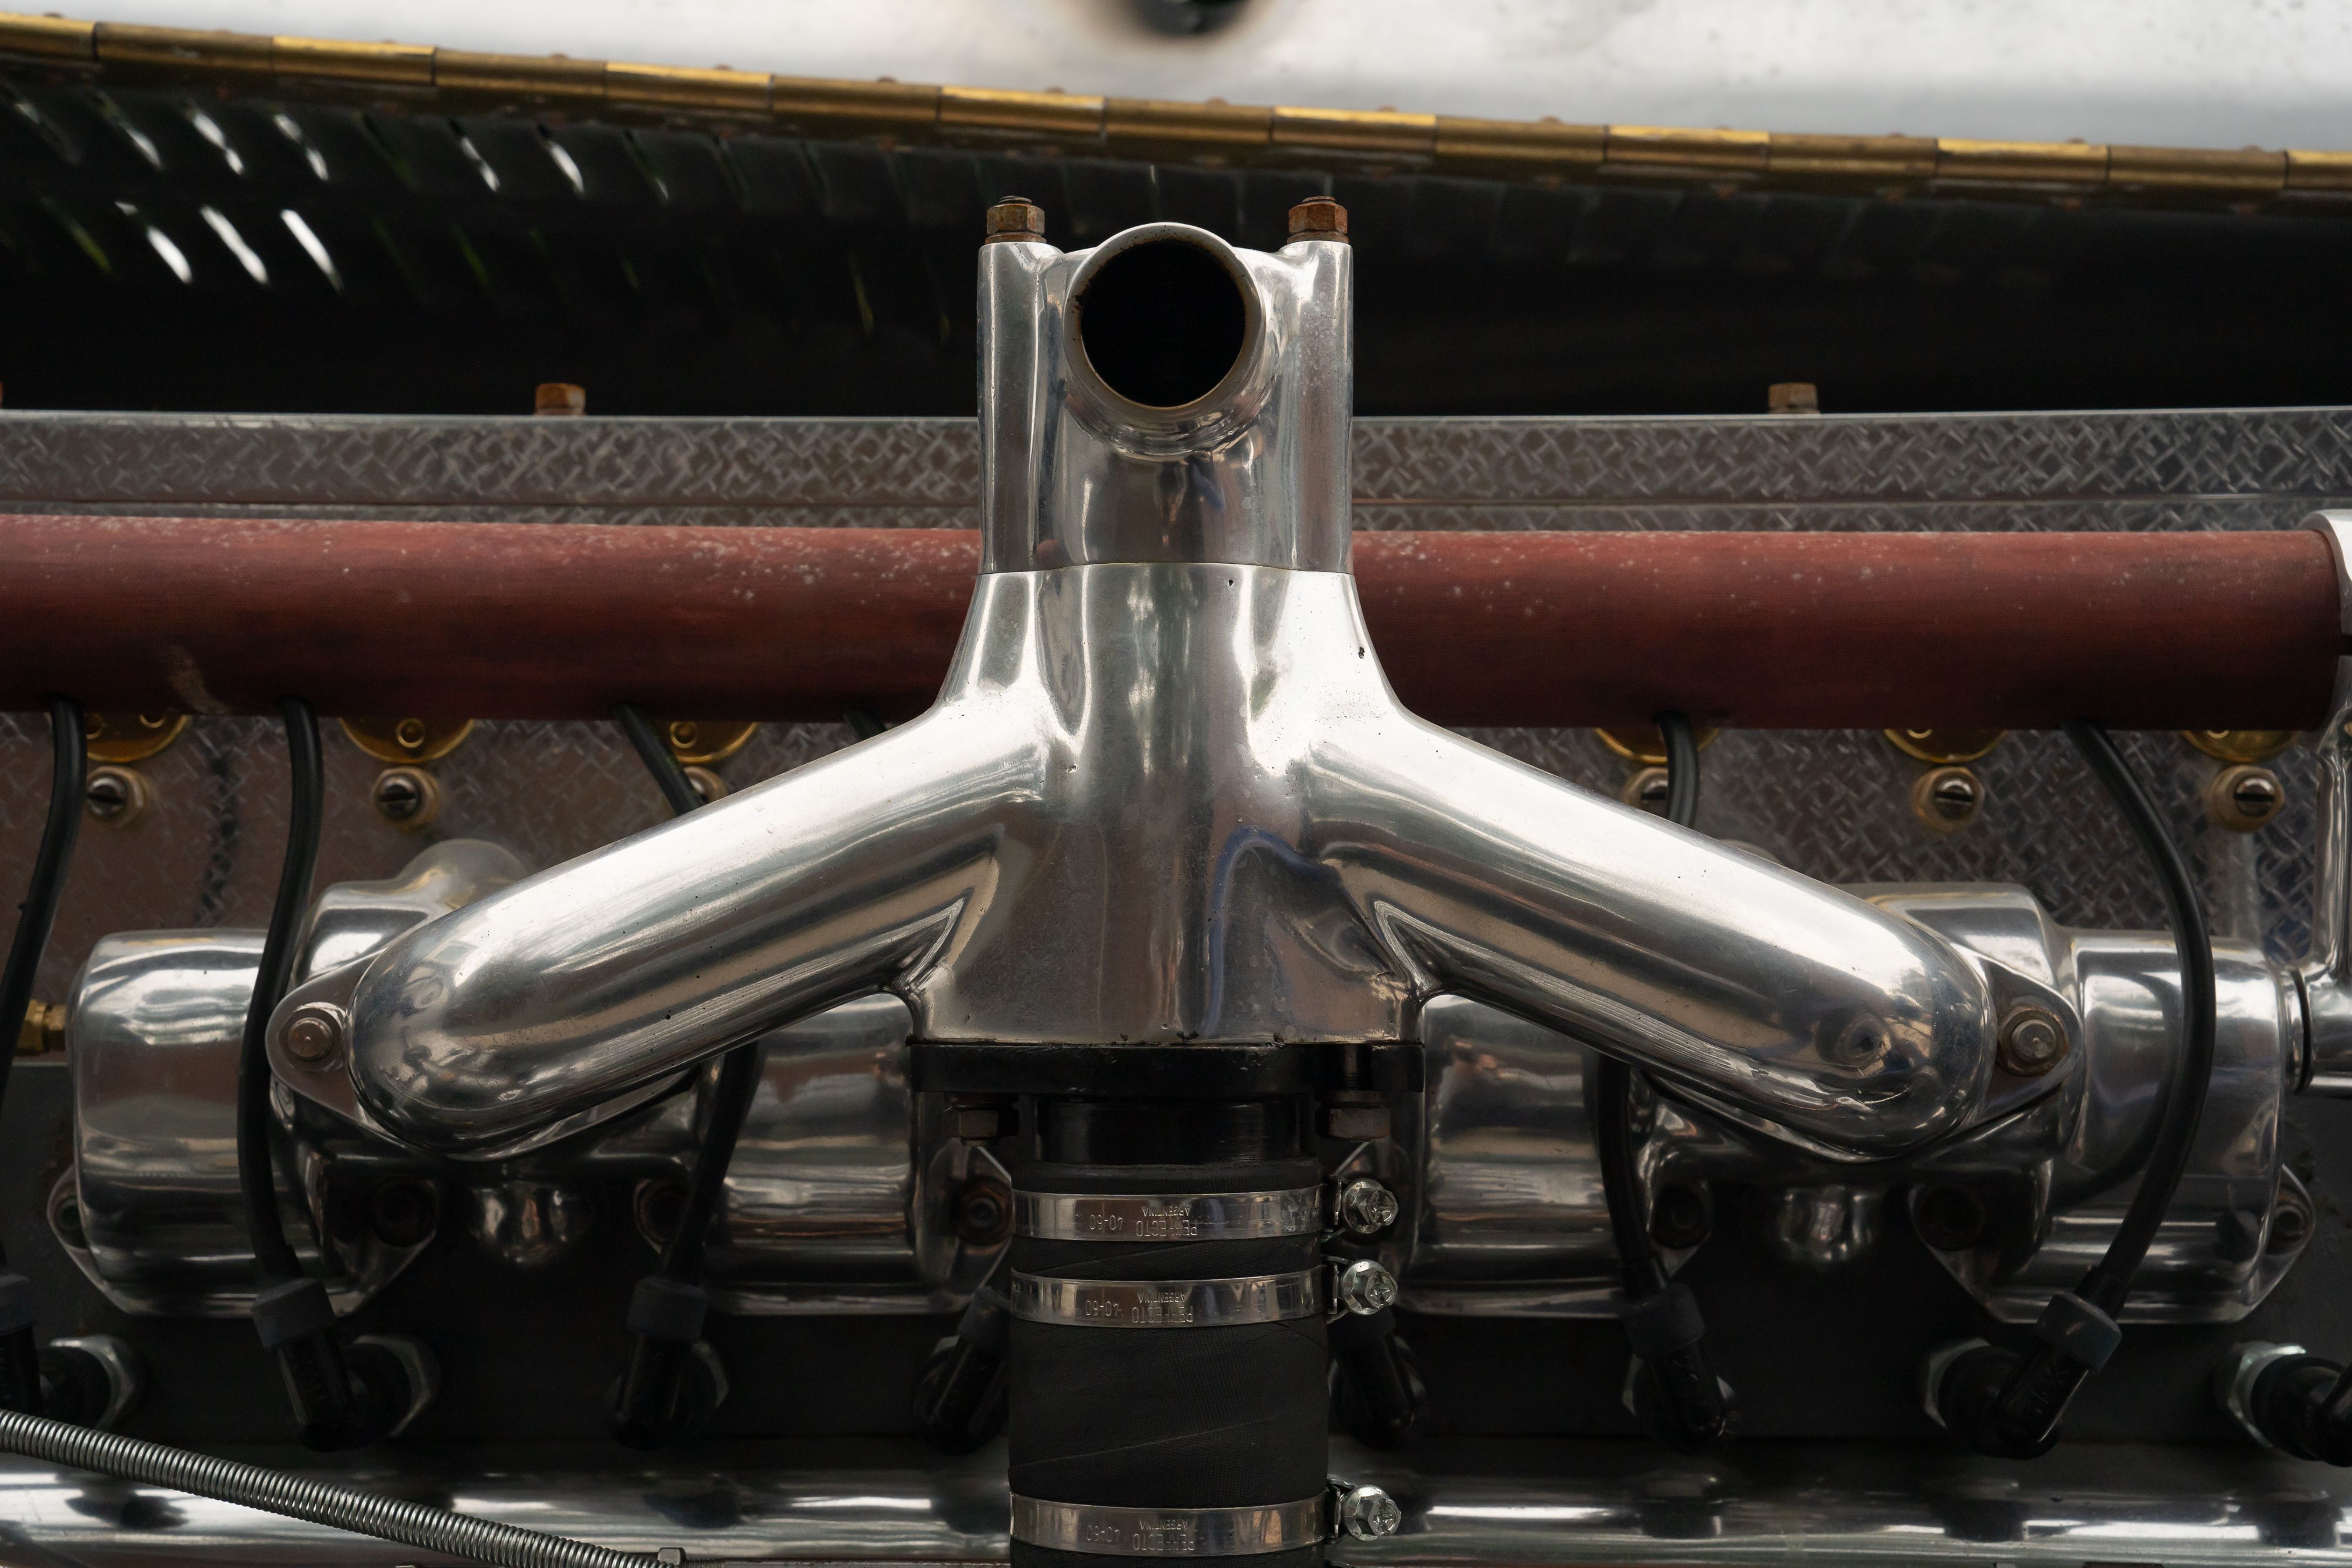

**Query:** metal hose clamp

left=1011, top=1496, right=1328, bottom=1556
left=1013, top=1188, right=1323, bottom=1242
left=1008, top=1270, right=1322, bottom=1328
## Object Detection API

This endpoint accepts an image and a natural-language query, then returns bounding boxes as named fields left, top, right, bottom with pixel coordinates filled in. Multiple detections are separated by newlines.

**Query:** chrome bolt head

left=1997, top=1005, right=2067, bottom=1076
left=1337, top=1178, right=1400, bottom=1236
left=282, top=1004, right=345, bottom=1064
left=1337, top=1483, right=1401, bottom=1540
left=1335, top=1258, right=1398, bottom=1316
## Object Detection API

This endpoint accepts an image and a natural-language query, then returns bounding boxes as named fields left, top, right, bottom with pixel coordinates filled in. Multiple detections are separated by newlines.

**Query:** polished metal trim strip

left=1008, top=1269, right=1321, bottom=1328
left=1010, top=1495, right=1327, bottom=1556
left=1013, top=1188, right=1322, bottom=1242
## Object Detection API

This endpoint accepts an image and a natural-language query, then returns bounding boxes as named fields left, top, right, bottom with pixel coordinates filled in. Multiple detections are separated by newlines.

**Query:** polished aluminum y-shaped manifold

left=291, top=218, right=2040, bottom=1164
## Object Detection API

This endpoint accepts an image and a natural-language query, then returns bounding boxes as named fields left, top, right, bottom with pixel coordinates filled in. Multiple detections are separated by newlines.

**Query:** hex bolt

left=2207, top=764, right=2285, bottom=833
left=281, top=1004, right=345, bottom=1065
left=1334, top=1258, right=1398, bottom=1316
left=1337, top=1483, right=1402, bottom=1540
left=83, top=764, right=151, bottom=826
left=369, top=1181, right=439, bottom=1249
left=985, top=195, right=1046, bottom=244
left=1337, top=1178, right=1400, bottom=1236
left=1996, top=1005, right=2068, bottom=1077
left=1287, top=196, right=1348, bottom=245
left=371, top=765, right=442, bottom=832
left=534, top=381, right=586, bottom=416
left=1911, top=765, right=1984, bottom=834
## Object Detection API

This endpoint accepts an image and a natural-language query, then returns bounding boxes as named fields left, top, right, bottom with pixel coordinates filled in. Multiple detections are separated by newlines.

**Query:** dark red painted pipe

left=0, top=515, right=2337, bottom=728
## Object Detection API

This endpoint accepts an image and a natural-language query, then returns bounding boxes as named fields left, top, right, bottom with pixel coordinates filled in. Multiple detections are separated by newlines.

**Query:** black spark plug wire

left=1596, top=711, right=1732, bottom=1452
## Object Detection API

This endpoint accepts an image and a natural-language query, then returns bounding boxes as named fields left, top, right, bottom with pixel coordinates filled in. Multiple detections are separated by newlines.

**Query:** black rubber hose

left=0, top=697, right=83, bottom=1223
left=235, top=697, right=323, bottom=1289
left=2061, top=718, right=2216, bottom=1315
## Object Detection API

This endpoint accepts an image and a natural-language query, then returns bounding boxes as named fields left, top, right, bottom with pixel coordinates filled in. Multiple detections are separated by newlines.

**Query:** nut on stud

left=1334, top=1258, right=1398, bottom=1316
left=1337, top=1178, right=1400, bottom=1236
left=1287, top=197, right=1348, bottom=245
left=1335, top=1482, right=1401, bottom=1540
left=281, top=1003, right=346, bottom=1065
left=985, top=196, right=1045, bottom=244
left=1996, top=1005, right=2068, bottom=1077
left=534, top=382, right=586, bottom=416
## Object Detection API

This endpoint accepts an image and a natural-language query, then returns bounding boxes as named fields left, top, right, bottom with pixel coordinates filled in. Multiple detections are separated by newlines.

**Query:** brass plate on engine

left=82, top=712, right=189, bottom=763
left=1884, top=728, right=2008, bottom=765
left=661, top=719, right=759, bottom=765
left=1595, top=724, right=1720, bottom=767
left=2182, top=730, right=2298, bottom=764
left=340, top=717, right=477, bottom=764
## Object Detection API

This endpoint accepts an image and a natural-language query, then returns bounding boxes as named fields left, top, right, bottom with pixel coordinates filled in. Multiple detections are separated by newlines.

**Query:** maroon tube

left=0, top=515, right=2336, bottom=728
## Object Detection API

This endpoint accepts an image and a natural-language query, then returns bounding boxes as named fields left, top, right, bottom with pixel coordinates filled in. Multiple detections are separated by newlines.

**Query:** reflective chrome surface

left=331, top=222, right=2009, bottom=1162
left=1008, top=1270, right=1322, bottom=1328
left=1013, top=1189, right=1324, bottom=1242
left=1010, top=1496, right=1328, bottom=1556
left=978, top=224, right=1349, bottom=574
left=12, top=1439, right=2352, bottom=1566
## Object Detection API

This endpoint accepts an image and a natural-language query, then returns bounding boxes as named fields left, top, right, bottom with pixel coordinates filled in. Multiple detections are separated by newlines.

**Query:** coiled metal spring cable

left=0, top=1407, right=667, bottom=1568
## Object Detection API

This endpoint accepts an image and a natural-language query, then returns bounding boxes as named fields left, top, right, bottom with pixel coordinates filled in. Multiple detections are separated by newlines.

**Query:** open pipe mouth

left=1073, top=234, right=1251, bottom=411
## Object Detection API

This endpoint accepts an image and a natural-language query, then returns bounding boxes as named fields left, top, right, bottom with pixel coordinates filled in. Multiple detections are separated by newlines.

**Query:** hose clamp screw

left=1335, top=1482, right=1401, bottom=1539
left=1333, top=1258, right=1398, bottom=1316
left=1336, top=1178, right=1399, bottom=1236
left=1997, top=1005, right=2068, bottom=1077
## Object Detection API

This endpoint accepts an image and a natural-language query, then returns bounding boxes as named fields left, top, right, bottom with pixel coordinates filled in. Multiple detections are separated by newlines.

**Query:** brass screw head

left=1287, top=196, right=1348, bottom=245
left=282, top=1004, right=345, bottom=1064
left=2206, top=764, right=2284, bottom=833
left=984, top=196, right=1045, bottom=243
left=1997, top=1005, right=2068, bottom=1077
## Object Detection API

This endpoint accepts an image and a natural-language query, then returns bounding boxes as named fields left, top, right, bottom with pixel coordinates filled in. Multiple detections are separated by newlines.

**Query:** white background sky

left=74, top=0, right=2352, bottom=151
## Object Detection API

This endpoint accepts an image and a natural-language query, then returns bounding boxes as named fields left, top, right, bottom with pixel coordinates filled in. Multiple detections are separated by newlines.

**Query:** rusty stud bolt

left=984, top=196, right=1046, bottom=245
left=1287, top=196, right=1348, bottom=245
left=1768, top=381, right=1821, bottom=415
left=84, top=764, right=151, bottom=827
left=282, top=1004, right=344, bottom=1065
left=371, top=765, right=442, bottom=832
left=2206, top=764, right=2284, bottom=833
left=534, top=382, right=586, bottom=416
left=1997, top=1005, right=2068, bottom=1077
left=1911, top=765, right=1984, bottom=834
